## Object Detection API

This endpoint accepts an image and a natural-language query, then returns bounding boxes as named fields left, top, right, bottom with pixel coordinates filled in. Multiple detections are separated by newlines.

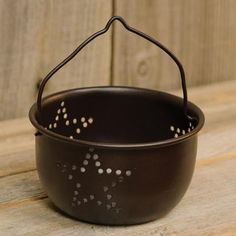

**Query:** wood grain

left=0, top=118, right=35, bottom=177
left=0, top=0, right=112, bottom=121
left=112, top=0, right=236, bottom=90
left=0, top=80, right=236, bottom=235
left=0, top=171, right=44, bottom=206
left=1, top=0, right=236, bottom=121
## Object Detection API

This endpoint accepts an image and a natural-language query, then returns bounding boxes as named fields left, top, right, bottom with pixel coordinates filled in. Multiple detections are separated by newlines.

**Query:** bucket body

left=35, top=131, right=197, bottom=225
left=30, top=87, right=203, bottom=225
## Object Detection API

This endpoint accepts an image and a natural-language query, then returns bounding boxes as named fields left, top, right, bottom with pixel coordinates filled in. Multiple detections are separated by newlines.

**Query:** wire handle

left=37, top=16, right=190, bottom=121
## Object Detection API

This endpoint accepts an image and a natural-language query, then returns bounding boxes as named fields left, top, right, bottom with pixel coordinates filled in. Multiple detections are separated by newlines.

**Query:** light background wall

left=0, top=0, right=235, bottom=120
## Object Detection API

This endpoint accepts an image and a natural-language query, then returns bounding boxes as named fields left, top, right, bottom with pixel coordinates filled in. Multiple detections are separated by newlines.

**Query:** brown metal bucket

left=29, top=16, right=204, bottom=225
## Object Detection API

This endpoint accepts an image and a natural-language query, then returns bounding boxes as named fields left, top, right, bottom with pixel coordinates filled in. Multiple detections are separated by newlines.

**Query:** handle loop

left=37, top=16, right=190, bottom=121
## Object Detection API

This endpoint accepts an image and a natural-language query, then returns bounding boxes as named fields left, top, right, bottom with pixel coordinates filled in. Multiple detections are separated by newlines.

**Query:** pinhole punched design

left=29, top=16, right=204, bottom=225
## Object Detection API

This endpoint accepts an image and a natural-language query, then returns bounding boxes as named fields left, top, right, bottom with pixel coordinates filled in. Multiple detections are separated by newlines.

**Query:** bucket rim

left=29, top=86, right=205, bottom=150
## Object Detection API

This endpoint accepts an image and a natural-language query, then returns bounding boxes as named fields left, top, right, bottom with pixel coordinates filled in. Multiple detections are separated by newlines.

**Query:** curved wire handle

left=37, top=16, right=190, bottom=121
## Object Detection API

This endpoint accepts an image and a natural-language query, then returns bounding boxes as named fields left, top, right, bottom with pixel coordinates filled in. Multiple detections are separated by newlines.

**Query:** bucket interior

left=37, top=87, right=200, bottom=144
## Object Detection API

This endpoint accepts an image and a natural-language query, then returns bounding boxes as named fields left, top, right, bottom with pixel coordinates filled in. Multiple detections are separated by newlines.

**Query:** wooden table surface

left=0, top=81, right=236, bottom=236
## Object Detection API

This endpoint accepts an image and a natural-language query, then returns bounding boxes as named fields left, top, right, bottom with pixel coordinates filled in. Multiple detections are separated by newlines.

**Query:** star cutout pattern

left=56, top=147, right=132, bottom=214
left=170, top=122, right=194, bottom=138
left=45, top=101, right=94, bottom=139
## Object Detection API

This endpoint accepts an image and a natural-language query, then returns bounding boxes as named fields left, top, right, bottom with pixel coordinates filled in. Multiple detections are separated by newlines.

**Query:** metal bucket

left=29, top=16, right=204, bottom=225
